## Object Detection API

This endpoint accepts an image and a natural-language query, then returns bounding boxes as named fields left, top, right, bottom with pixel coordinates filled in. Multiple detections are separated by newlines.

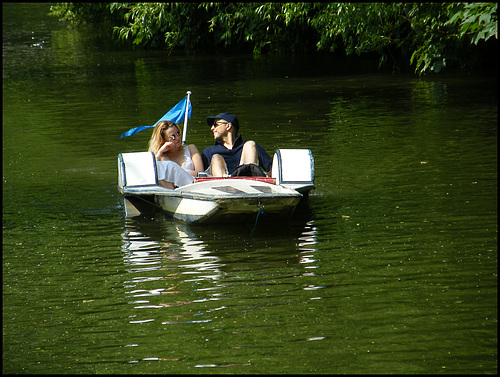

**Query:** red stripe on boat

left=194, top=177, right=276, bottom=185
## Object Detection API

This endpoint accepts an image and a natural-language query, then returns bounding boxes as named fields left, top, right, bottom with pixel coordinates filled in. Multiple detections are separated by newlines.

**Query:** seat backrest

left=271, top=149, right=315, bottom=185
left=118, top=151, right=158, bottom=187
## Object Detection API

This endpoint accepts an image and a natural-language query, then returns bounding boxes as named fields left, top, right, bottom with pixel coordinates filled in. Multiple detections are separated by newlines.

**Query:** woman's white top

left=180, top=146, right=195, bottom=172
left=156, top=146, right=195, bottom=188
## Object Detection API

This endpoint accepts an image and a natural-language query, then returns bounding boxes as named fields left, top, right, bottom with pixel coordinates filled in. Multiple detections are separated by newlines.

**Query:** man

left=202, top=113, right=273, bottom=177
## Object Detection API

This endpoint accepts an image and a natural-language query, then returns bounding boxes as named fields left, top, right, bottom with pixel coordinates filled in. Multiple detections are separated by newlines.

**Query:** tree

left=49, top=2, right=497, bottom=75
left=109, top=3, right=213, bottom=51
left=49, top=2, right=125, bottom=36
left=407, top=3, right=497, bottom=74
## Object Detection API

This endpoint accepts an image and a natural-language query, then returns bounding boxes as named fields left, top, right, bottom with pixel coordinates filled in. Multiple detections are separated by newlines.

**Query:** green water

left=3, top=3, right=497, bottom=374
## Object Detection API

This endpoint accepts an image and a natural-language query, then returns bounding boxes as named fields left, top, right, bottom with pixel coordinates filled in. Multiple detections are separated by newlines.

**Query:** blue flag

left=120, top=95, right=192, bottom=138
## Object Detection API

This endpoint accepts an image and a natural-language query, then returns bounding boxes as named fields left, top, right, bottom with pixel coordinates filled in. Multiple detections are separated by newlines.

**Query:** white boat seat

left=271, top=149, right=315, bottom=192
left=118, top=151, right=158, bottom=188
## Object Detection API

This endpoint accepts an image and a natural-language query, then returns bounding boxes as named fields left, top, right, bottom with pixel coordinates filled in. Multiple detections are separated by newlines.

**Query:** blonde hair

left=148, top=121, right=181, bottom=155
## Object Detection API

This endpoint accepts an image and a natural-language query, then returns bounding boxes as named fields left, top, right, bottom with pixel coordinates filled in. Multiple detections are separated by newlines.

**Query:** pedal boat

left=118, top=149, right=314, bottom=225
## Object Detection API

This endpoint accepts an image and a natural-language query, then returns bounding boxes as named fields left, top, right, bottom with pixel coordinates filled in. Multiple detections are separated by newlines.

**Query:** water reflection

left=117, top=212, right=323, bottom=368
left=121, top=218, right=220, bottom=325
left=298, top=219, right=319, bottom=271
left=122, top=219, right=219, bottom=274
left=120, top=211, right=319, bottom=329
left=411, top=80, right=448, bottom=107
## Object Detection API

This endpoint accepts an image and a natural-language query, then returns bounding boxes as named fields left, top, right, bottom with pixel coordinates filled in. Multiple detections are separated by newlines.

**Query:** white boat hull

left=122, top=179, right=302, bottom=224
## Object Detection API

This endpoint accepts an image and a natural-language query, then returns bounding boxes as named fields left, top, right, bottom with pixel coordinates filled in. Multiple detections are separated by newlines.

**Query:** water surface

left=3, top=3, right=497, bottom=374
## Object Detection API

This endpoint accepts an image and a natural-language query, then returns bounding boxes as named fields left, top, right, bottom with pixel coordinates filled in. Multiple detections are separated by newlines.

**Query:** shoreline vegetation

left=49, top=2, right=497, bottom=75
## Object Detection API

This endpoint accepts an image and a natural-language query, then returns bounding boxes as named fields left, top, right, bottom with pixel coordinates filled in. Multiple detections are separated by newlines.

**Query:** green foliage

left=49, top=2, right=497, bottom=75
left=108, top=3, right=210, bottom=50
left=408, top=2, right=498, bottom=75
left=405, top=3, right=455, bottom=75
left=311, top=3, right=413, bottom=72
left=49, top=3, right=125, bottom=33
left=446, top=2, right=498, bottom=44
left=201, top=3, right=320, bottom=54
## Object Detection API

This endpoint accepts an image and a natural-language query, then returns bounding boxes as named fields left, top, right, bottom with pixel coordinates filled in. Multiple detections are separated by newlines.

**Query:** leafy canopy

left=49, top=2, right=498, bottom=75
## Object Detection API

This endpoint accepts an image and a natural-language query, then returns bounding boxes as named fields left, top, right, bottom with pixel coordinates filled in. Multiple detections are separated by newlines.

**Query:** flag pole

left=182, top=91, right=191, bottom=145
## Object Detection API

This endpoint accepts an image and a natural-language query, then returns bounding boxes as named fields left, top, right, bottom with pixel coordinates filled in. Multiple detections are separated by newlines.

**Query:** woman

left=148, top=120, right=203, bottom=189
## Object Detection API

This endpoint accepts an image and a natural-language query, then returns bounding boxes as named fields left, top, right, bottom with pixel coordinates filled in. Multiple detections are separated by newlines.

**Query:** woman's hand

left=156, top=141, right=174, bottom=160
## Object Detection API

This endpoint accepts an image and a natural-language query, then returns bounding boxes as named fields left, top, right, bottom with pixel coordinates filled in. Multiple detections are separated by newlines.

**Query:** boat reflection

left=121, top=215, right=222, bottom=279
left=121, top=204, right=318, bottom=273
left=120, top=210, right=319, bottom=326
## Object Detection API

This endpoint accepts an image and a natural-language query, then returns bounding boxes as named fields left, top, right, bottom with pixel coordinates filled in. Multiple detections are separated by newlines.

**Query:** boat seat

left=271, top=149, right=315, bottom=191
left=118, top=151, right=158, bottom=188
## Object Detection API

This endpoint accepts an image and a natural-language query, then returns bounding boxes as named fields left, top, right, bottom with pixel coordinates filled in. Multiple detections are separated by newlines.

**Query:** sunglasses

left=165, top=133, right=179, bottom=141
left=212, top=121, right=228, bottom=128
